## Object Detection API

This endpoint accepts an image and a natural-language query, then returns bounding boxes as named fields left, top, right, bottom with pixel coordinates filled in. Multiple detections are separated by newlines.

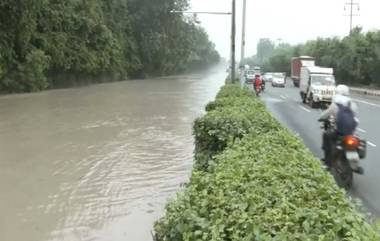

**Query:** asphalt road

left=260, top=80, right=380, bottom=217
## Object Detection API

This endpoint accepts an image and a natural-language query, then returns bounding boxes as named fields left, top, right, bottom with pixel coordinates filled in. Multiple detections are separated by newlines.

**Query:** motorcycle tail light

left=343, top=135, right=360, bottom=150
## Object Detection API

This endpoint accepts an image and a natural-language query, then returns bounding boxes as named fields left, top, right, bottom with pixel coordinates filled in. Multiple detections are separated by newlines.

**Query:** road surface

left=261, top=81, right=380, bottom=217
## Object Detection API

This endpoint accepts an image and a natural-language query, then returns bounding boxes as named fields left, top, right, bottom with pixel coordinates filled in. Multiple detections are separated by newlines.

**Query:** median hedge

left=154, top=84, right=379, bottom=241
left=195, top=85, right=280, bottom=171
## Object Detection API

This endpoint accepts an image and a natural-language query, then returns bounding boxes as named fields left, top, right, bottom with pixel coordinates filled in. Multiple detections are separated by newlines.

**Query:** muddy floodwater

left=0, top=66, right=226, bottom=241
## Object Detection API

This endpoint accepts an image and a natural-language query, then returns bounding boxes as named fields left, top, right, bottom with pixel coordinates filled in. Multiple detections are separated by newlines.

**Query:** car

left=271, top=73, right=286, bottom=87
left=263, top=73, right=273, bottom=83
left=245, top=70, right=256, bottom=83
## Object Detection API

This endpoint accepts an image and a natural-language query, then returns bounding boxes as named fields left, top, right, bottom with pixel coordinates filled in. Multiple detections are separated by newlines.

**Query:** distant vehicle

left=291, top=56, right=315, bottom=87
left=300, top=66, right=336, bottom=108
left=271, top=73, right=286, bottom=87
left=245, top=70, right=256, bottom=83
left=263, top=73, right=273, bottom=82
left=253, top=66, right=261, bottom=74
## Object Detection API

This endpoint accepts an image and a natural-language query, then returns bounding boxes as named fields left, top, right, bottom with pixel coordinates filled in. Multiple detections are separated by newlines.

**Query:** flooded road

left=0, top=66, right=226, bottom=241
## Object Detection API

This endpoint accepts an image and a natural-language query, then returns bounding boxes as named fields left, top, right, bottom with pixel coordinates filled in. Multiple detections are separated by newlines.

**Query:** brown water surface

left=0, top=66, right=226, bottom=241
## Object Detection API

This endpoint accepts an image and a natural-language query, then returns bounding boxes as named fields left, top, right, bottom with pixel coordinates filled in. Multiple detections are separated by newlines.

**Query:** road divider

left=350, top=86, right=380, bottom=98
left=154, top=84, right=379, bottom=241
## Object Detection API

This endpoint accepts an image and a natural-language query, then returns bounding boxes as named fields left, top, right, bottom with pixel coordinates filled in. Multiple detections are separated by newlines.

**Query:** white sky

left=190, top=0, right=379, bottom=59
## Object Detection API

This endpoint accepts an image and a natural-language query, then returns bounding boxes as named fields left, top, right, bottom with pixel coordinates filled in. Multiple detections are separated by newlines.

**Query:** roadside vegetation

left=244, top=27, right=380, bottom=87
left=0, top=0, right=219, bottom=93
left=154, top=84, right=379, bottom=240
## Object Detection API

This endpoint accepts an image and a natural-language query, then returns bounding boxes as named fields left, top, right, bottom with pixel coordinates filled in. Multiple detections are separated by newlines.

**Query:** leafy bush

left=194, top=86, right=279, bottom=170
left=155, top=131, right=379, bottom=241
left=215, top=84, right=255, bottom=99
left=205, top=95, right=262, bottom=112
left=155, top=84, right=379, bottom=241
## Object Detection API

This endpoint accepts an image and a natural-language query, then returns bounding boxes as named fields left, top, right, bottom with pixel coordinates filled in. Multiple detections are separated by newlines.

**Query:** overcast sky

left=190, top=0, right=379, bottom=59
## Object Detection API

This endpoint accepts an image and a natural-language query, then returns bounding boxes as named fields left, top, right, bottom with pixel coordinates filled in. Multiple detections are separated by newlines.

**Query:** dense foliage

left=243, top=28, right=380, bottom=86
left=154, top=84, right=379, bottom=240
left=0, top=0, right=220, bottom=93
left=195, top=86, right=279, bottom=170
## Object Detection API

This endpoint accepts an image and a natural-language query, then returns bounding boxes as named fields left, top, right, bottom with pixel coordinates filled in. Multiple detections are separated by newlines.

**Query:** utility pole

left=231, top=0, right=236, bottom=83
left=344, top=0, right=360, bottom=35
left=239, top=0, right=247, bottom=87
left=240, top=0, right=247, bottom=62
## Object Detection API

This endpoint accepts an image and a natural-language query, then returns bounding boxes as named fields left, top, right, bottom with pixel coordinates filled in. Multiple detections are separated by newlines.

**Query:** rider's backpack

left=336, top=102, right=357, bottom=135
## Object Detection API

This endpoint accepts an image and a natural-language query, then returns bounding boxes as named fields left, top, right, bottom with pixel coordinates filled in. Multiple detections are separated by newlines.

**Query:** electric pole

left=240, top=0, right=247, bottom=63
left=231, top=0, right=236, bottom=83
left=344, top=0, right=360, bottom=35
left=239, top=0, right=247, bottom=87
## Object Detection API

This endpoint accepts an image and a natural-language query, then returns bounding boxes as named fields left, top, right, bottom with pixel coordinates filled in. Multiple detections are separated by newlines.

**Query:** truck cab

left=300, top=66, right=336, bottom=108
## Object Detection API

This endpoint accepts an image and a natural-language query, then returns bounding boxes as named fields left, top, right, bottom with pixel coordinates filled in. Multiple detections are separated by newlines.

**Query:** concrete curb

left=350, top=87, right=380, bottom=97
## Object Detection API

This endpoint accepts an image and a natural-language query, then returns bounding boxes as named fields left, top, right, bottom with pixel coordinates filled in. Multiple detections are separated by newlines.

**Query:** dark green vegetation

left=154, top=85, right=379, bottom=240
left=244, top=28, right=380, bottom=86
left=0, top=0, right=219, bottom=93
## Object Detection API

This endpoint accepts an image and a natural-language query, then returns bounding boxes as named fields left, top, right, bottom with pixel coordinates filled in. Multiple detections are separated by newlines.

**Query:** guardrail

left=350, top=87, right=380, bottom=97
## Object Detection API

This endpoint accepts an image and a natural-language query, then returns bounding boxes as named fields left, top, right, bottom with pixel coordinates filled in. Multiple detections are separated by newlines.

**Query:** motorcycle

left=261, top=81, right=265, bottom=92
left=254, top=84, right=262, bottom=97
left=320, top=117, right=366, bottom=189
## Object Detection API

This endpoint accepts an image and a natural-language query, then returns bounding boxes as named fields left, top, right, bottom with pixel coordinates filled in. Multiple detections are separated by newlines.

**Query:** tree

left=256, top=38, right=275, bottom=65
left=245, top=30, right=380, bottom=87
left=0, top=0, right=220, bottom=92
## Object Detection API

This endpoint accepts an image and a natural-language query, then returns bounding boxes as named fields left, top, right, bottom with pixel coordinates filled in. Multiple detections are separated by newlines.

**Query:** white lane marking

left=367, top=141, right=377, bottom=148
left=298, top=105, right=311, bottom=113
left=280, top=95, right=287, bottom=100
left=293, top=98, right=298, bottom=102
left=357, top=128, right=367, bottom=133
left=352, top=98, right=380, bottom=108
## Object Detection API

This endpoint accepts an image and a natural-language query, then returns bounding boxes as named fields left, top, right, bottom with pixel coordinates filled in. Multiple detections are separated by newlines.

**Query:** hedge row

left=154, top=84, right=378, bottom=240
left=195, top=85, right=281, bottom=171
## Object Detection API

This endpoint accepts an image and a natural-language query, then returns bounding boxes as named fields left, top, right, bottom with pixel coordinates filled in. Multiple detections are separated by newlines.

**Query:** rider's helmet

left=335, top=84, right=350, bottom=96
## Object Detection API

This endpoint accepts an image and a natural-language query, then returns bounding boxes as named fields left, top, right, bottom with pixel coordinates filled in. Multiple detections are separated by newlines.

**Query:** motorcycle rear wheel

left=331, top=151, right=353, bottom=190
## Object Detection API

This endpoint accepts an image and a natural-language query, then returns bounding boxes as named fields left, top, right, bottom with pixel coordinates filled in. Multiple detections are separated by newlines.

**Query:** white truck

left=300, top=66, right=336, bottom=108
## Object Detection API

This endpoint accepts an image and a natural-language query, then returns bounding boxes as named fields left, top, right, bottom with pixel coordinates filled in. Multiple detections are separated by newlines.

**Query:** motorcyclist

left=318, top=84, right=358, bottom=166
left=254, top=75, right=262, bottom=91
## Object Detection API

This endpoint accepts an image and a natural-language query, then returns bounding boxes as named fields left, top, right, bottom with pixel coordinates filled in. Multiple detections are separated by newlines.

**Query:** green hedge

left=195, top=85, right=280, bottom=170
left=215, top=84, right=255, bottom=99
left=154, top=84, right=379, bottom=241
